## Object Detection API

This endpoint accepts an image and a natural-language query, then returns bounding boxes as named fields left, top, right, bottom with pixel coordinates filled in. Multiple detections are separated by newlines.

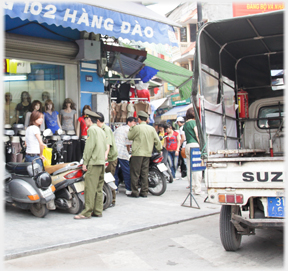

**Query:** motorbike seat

left=45, top=163, right=70, bottom=175
left=6, top=162, right=33, bottom=175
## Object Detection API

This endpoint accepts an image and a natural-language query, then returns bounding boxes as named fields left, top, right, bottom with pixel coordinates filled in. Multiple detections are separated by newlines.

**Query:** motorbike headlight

left=35, top=172, right=52, bottom=190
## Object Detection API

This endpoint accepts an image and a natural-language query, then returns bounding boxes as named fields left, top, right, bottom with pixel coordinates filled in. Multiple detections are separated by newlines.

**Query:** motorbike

left=118, top=152, right=167, bottom=196
left=45, top=162, right=85, bottom=214
left=4, top=157, right=56, bottom=218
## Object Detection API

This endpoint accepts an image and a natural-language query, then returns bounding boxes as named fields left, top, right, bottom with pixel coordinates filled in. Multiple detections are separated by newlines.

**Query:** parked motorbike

left=4, top=157, right=56, bottom=218
left=45, top=162, right=85, bottom=214
left=118, top=152, right=167, bottom=196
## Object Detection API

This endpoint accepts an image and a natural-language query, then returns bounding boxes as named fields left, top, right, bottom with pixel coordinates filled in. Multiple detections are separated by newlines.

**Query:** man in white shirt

left=113, top=117, right=136, bottom=195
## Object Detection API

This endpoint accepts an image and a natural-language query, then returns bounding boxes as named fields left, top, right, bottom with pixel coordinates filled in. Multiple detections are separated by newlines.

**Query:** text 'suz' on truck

left=192, top=10, right=284, bottom=251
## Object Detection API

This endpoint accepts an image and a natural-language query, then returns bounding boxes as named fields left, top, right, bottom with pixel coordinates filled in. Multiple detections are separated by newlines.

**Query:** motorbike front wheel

left=68, top=193, right=84, bottom=214
left=30, top=203, right=49, bottom=218
left=103, top=183, right=113, bottom=210
left=148, top=168, right=167, bottom=196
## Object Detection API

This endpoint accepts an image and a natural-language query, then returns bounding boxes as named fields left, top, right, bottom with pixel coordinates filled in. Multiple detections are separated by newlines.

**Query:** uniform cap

left=84, top=109, right=100, bottom=119
left=137, top=111, right=149, bottom=118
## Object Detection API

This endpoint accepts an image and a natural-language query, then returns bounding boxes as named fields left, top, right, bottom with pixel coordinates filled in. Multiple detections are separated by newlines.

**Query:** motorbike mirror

left=43, top=129, right=53, bottom=137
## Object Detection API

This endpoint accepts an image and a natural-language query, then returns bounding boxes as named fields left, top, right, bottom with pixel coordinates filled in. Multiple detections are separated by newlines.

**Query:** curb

left=4, top=211, right=220, bottom=261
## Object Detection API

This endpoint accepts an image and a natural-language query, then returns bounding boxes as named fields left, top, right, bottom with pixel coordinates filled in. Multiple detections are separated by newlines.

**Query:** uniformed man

left=96, top=112, right=118, bottom=207
left=74, top=109, right=107, bottom=219
left=128, top=111, right=162, bottom=198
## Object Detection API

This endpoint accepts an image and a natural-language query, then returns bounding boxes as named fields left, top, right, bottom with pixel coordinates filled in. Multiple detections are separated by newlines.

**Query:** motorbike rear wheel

left=103, top=183, right=113, bottom=210
left=68, top=193, right=84, bottom=214
left=148, top=168, right=167, bottom=196
left=30, top=203, right=49, bottom=218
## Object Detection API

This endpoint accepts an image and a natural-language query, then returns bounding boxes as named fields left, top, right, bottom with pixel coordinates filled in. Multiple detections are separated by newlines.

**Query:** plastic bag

left=43, top=147, right=52, bottom=167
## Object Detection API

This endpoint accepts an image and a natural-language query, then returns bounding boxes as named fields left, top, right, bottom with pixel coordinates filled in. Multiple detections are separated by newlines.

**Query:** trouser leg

left=93, top=165, right=104, bottom=216
left=139, top=157, right=150, bottom=196
left=168, top=151, right=176, bottom=178
left=119, top=158, right=131, bottom=191
left=80, top=165, right=103, bottom=217
left=130, top=156, right=142, bottom=196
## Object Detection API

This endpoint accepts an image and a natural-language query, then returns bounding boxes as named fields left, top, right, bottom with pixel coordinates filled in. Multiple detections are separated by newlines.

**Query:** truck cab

left=191, top=10, right=284, bottom=251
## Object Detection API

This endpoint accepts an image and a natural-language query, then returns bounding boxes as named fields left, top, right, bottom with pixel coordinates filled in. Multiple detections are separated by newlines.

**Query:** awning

left=177, top=103, right=192, bottom=117
left=4, top=1, right=179, bottom=47
left=144, top=54, right=193, bottom=100
left=150, top=97, right=167, bottom=110
left=161, top=105, right=188, bottom=121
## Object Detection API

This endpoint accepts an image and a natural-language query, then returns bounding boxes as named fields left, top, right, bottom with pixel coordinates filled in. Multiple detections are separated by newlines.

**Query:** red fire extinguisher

left=237, top=89, right=249, bottom=118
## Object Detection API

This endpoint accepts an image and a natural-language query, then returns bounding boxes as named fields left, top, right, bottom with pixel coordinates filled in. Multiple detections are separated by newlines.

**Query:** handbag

left=181, top=147, right=186, bottom=158
left=43, top=147, right=52, bottom=167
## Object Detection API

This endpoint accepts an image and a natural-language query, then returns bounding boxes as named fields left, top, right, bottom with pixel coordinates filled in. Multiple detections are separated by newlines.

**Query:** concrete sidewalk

left=4, top=172, right=220, bottom=260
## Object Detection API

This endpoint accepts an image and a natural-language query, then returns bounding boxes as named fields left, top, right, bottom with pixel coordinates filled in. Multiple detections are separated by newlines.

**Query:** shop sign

left=4, top=2, right=178, bottom=47
left=233, top=2, right=284, bottom=17
left=85, top=75, right=93, bottom=82
left=170, top=93, right=190, bottom=107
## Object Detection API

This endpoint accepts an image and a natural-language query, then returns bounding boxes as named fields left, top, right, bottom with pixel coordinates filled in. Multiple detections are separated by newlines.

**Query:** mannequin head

left=30, top=100, right=42, bottom=112
left=5, top=92, right=12, bottom=103
left=42, top=91, right=50, bottom=101
left=45, top=99, right=55, bottom=111
left=82, top=105, right=91, bottom=116
left=62, top=98, right=76, bottom=110
left=21, top=91, right=31, bottom=103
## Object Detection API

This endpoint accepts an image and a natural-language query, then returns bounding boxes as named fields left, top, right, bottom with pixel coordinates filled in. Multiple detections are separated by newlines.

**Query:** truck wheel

left=30, top=203, right=49, bottom=218
left=220, top=205, right=242, bottom=251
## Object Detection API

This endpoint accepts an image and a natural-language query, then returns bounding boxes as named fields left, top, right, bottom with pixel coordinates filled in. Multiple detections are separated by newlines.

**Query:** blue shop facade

left=4, top=1, right=179, bottom=126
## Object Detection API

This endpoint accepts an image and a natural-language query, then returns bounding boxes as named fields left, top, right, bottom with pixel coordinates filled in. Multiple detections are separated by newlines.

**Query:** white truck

left=191, top=10, right=284, bottom=251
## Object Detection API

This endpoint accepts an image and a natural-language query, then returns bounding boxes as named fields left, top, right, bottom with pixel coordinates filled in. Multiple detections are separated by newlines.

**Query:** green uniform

left=128, top=122, right=162, bottom=156
left=101, top=123, right=118, bottom=204
left=80, top=124, right=107, bottom=217
left=128, top=122, right=162, bottom=196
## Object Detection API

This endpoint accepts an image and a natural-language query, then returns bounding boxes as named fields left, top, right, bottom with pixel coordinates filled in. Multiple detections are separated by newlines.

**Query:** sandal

left=74, top=214, right=90, bottom=219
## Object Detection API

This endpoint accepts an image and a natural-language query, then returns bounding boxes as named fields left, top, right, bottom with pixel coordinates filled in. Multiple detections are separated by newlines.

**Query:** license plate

left=40, top=187, right=53, bottom=198
left=267, top=197, right=285, bottom=218
left=73, top=181, right=85, bottom=193
left=157, top=163, right=168, bottom=172
left=104, top=172, right=115, bottom=183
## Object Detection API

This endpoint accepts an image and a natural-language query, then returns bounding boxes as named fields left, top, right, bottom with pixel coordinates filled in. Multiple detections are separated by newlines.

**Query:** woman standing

left=183, top=107, right=203, bottom=194
left=24, top=100, right=45, bottom=131
left=25, top=111, right=46, bottom=167
left=164, top=123, right=180, bottom=179
left=59, top=98, right=77, bottom=133
left=44, top=99, right=62, bottom=134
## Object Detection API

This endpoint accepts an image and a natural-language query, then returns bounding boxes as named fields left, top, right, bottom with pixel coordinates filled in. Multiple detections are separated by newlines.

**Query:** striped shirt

left=113, top=125, right=132, bottom=161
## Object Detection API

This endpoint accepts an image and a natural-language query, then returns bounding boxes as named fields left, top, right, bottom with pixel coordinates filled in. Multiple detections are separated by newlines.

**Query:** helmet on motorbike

left=35, top=172, right=52, bottom=190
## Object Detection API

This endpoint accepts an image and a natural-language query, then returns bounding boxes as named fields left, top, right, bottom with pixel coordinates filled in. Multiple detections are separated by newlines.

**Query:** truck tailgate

left=207, top=157, right=285, bottom=189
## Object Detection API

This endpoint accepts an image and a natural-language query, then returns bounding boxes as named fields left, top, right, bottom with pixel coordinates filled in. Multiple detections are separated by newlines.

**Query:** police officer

left=128, top=111, right=162, bottom=198
left=74, top=109, right=107, bottom=219
left=95, top=112, right=118, bottom=207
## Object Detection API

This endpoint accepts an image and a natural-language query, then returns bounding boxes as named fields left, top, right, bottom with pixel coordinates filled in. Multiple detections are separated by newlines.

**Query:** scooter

left=45, top=162, right=85, bottom=214
left=5, top=157, right=56, bottom=218
left=147, top=152, right=167, bottom=196
left=117, top=152, right=168, bottom=196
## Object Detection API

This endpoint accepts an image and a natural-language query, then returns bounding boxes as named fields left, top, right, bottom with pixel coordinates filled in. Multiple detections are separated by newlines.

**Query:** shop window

left=4, top=59, right=65, bottom=125
left=190, top=24, right=197, bottom=42
left=180, top=27, right=187, bottom=42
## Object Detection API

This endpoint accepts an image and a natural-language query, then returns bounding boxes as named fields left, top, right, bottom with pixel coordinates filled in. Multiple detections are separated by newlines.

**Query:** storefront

left=4, top=1, right=180, bottom=128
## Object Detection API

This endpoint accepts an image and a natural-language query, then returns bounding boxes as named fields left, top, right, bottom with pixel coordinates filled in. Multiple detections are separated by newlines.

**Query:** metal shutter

left=5, top=33, right=79, bottom=64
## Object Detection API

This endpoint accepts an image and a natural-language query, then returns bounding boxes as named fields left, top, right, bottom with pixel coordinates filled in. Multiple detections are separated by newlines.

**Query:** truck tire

left=220, top=205, right=242, bottom=251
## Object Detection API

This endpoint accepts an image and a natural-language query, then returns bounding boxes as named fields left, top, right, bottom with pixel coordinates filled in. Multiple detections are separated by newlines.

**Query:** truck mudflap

left=231, top=214, right=284, bottom=230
